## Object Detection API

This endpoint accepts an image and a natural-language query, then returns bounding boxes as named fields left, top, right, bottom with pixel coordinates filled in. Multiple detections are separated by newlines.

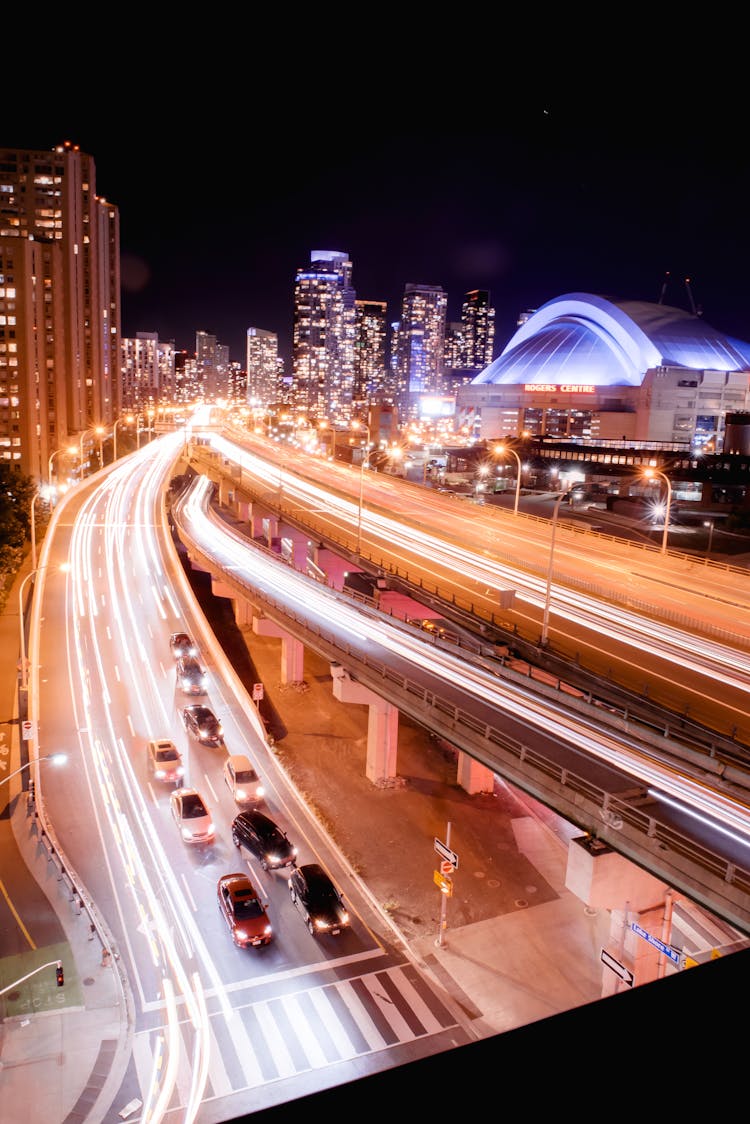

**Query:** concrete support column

left=565, top=835, right=673, bottom=993
left=252, top=616, right=304, bottom=683
left=456, top=751, right=495, bottom=794
left=330, top=664, right=399, bottom=786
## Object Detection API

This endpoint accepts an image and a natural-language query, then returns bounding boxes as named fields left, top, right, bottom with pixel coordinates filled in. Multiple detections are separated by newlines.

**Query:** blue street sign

left=631, top=922, right=681, bottom=964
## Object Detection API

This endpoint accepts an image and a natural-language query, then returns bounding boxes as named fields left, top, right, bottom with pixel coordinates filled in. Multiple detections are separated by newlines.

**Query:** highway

left=28, top=434, right=472, bottom=1123
left=204, top=425, right=750, bottom=748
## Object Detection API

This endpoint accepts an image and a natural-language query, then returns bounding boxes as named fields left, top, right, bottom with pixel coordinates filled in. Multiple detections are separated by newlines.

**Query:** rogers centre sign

left=524, top=384, right=596, bottom=393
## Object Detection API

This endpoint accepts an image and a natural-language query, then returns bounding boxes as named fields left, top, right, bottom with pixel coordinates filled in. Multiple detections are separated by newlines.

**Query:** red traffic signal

left=55, top=962, right=64, bottom=987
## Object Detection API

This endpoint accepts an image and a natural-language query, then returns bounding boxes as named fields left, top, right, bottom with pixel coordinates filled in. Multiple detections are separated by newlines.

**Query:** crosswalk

left=133, top=963, right=459, bottom=1111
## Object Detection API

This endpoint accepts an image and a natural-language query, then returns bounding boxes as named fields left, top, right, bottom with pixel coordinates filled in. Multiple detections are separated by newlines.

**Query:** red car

left=217, top=873, right=273, bottom=948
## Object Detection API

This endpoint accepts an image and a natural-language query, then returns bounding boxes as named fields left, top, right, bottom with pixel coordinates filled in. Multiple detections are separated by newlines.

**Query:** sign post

left=435, top=823, right=458, bottom=949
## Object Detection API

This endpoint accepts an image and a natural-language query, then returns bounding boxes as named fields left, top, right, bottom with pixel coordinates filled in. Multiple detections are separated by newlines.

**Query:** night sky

left=9, top=91, right=750, bottom=370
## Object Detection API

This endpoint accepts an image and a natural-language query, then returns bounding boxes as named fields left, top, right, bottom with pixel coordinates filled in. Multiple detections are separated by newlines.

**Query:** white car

left=170, top=788, right=215, bottom=845
left=223, top=754, right=265, bottom=805
left=146, top=739, right=184, bottom=785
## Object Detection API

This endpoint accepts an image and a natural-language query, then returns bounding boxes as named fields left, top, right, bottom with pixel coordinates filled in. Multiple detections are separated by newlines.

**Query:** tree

left=0, top=466, right=38, bottom=610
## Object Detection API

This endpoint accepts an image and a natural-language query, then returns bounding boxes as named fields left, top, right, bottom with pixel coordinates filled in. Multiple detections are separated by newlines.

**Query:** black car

left=175, top=655, right=208, bottom=696
left=288, top=863, right=350, bottom=937
left=231, top=810, right=297, bottom=870
left=169, top=631, right=198, bottom=659
left=181, top=704, right=224, bottom=746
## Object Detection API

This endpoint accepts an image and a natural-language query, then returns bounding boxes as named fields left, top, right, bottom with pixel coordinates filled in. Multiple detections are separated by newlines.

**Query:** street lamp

left=95, top=425, right=105, bottom=469
left=113, top=414, right=135, bottom=461
left=643, top=467, right=673, bottom=554
left=30, top=489, right=43, bottom=570
left=48, top=444, right=77, bottom=486
left=354, top=420, right=371, bottom=556
left=493, top=443, right=523, bottom=515
left=704, top=519, right=715, bottom=556
left=541, top=490, right=571, bottom=648
left=0, top=752, right=67, bottom=788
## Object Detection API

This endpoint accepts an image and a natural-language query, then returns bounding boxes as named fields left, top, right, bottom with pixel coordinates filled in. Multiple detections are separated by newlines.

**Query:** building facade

left=245, top=327, right=280, bottom=408
left=353, top=300, right=389, bottom=408
left=391, top=283, right=448, bottom=418
left=0, top=141, right=121, bottom=480
left=121, top=332, right=176, bottom=412
left=291, top=250, right=356, bottom=423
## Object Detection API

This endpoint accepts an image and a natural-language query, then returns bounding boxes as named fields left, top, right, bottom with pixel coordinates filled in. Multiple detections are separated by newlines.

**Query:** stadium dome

left=472, top=293, right=750, bottom=387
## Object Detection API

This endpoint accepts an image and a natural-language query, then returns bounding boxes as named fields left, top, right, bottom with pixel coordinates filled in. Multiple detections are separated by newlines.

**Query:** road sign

left=440, top=859, right=455, bottom=875
left=252, top=683, right=264, bottom=701
left=600, top=948, right=634, bottom=987
left=433, top=870, right=453, bottom=896
left=631, top=922, right=680, bottom=964
left=21, top=720, right=33, bottom=740
left=434, top=837, right=459, bottom=870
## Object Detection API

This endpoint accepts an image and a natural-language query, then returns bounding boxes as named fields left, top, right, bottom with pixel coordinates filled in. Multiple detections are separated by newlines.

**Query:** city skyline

left=8, top=100, right=750, bottom=368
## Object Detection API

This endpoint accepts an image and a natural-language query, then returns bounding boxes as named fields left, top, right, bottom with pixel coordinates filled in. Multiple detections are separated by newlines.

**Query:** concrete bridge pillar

left=456, top=752, right=495, bottom=794
left=565, top=835, right=676, bottom=990
left=330, top=664, right=399, bottom=786
left=252, top=616, right=305, bottom=683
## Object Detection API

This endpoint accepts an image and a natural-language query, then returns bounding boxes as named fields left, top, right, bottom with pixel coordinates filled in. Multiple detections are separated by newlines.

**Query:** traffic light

left=55, top=962, right=64, bottom=987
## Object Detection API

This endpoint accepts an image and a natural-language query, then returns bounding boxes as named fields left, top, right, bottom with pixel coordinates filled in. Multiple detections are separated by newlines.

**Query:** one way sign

left=601, top=948, right=634, bottom=987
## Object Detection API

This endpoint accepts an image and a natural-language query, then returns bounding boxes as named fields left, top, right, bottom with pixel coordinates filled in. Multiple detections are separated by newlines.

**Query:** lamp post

left=113, top=414, right=135, bottom=461
left=48, top=445, right=75, bottom=486
left=95, top=425, right=105, bottom=469
left=704, top=519, right=715, bottom=556
left=541, top=490, right=570, bottom=648
left=494, top=443, right=523, bottom=515
left=643, top=467, right=673, bottom=554
left=355, top=420, right=372, bottom=556
left=0, top=752, right=67, bottom=788
left=78, top=430, right=86, bottom=478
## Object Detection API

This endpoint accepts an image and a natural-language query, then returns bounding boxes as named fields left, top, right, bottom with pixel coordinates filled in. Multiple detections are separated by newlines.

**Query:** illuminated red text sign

left=523, top=384, right=596, bottom=393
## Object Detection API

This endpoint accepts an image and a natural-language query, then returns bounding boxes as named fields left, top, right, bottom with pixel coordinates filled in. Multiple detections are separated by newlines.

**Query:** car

left=175, top=655, right=209, bottom=695
left=169, top=631, right=199, bottom=659
left=181, top=704, right=224, bottom=746
left=170, top=787, right=215, bottom=844
left=231, top=809, right=297, bottom=870
left=217, top=872, right=273, bottom=948
left=223, top=754, right=265, bottom=805
left=288, top=863, right=350, bottom=937
left=146, top=738, right=184, bottom=785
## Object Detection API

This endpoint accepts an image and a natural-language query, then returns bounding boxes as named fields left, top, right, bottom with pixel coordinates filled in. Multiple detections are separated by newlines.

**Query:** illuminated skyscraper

left=121, top=332, right=176, bottom=411
left=246, top=327, right=280, bottom=407
left=392, top=283, right=448, bottom=417
left=0, top=141, right=121, bottom=480
left=353, top=300, right=389, bottom=407
left=460, top=289, right=495, bottom=369
left=291, top=250, right=356, bottom=421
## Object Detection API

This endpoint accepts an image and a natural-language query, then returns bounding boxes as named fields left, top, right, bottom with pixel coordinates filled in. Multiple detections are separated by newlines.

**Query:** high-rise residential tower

left=353, top=300, right=389, bottom=407
left=0, top=141, right=121, bottom=480
left=460, top=289, right=495, bottom=370
left=291, top=250, right=356, bottom=422
left=121, top=333, right=176, bottom=412
left=391, top=283, right=448, bottom=417
left=246, top=327, right=280, bottom=408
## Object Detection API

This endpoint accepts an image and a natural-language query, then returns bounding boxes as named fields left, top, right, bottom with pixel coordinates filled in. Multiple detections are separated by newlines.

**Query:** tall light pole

left=0, top=753, right=67, bottom=788
left=643, top=467, right=673, bottom=554
left=48, top=445, right=76, bottom=486
left=541, top=490, right=570, bottom=648
left=112, top=414, right=134, bottom=461
left=78, top=430, right=86, bottom=478
left=95, top=425, right=105, bottom=469
left=355, top=420, right=371, bottom=556
left=494, top=443, right=523, bottom=515
left=704, top=519, right=715, bottom=556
